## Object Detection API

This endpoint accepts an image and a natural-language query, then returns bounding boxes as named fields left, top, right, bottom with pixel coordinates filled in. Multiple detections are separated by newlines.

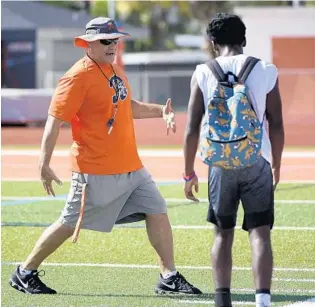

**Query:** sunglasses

left=100, top=39, right=119, bottom=46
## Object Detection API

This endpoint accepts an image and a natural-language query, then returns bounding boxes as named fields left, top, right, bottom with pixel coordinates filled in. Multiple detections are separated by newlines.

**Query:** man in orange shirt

left=9, top=17, right=202, bottom=296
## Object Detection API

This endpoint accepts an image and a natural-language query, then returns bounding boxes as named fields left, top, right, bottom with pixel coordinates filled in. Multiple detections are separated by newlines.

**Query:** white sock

left=162, top=270, right=177, bottom=279
left=256, top=293, right=271, bottom=307
left=19, top=266, right=34, bottom=276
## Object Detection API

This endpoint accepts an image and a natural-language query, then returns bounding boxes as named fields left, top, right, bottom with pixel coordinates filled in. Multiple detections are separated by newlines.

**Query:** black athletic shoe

left=155, top=272, right=202, bottom=295
left=9, top=265, right=57, bottom=294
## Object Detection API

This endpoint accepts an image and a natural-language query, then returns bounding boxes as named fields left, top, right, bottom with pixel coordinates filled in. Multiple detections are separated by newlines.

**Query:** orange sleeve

left=48, top=73, right=86, bottom=122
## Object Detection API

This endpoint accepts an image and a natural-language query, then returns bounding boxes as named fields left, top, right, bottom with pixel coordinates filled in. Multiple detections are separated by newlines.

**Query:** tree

left=45, top=1, right=232, bottom=52
left=189, top=1, right=232, bottom=59
left=91, top=0, right=109, bottom=16
left=44, top=1, right=83, bottom=11
left=115, top=1, right=192, bottom=51
left=113, top=1, right=232, bottom=52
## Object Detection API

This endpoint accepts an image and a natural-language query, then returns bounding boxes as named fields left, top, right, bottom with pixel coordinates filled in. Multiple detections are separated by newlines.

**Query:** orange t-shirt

left=48, top=56, right=143, bottom=175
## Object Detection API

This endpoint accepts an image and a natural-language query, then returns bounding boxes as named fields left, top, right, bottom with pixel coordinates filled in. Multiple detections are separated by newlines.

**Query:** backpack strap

left=206, top=60, right=226, bottom=82
left=237, top=56, right=260, bottom=83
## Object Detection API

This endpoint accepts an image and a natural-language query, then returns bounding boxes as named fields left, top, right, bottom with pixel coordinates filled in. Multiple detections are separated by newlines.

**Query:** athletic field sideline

left=1, top=181, right=315, bottom=306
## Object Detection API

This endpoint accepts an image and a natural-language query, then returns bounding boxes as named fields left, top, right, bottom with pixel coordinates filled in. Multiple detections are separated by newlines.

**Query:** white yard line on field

left=178, top=300, right=254, bottom=305
left=283, top=298, right=315, bottom=306
left=2, top=222, right=315, bottom=231
left=2, top=196, right=315, bottom=205
left=2, top=177, right=315, bottom=184
left=2, top=262, right=315, bottom=273
left=273, top=278, right=315, bottom=283
left=179, top=298, right=315, bottom=306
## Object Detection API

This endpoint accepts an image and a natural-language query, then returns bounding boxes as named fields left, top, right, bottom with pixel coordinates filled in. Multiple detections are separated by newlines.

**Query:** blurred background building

left=1, top=0, right=315, bottom=146
left=1, top=0, right=148, bottom=89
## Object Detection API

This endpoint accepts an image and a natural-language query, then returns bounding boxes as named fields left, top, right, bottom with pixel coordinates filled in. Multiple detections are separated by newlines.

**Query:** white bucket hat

left=74, top=17, right=130, bottom=48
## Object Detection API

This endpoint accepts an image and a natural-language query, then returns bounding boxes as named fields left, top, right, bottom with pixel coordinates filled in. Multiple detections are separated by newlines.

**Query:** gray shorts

left=207, top=157, right=274, bottom=231
left=58, top=167, right=167, bottom=232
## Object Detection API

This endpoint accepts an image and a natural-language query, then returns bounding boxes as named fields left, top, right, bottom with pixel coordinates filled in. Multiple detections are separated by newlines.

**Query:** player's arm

left=266, top=78, right=285, bottom=187
left=131, top=99, right=163, bottom=119
left=39, top=73, right=86, bottom=196
left=38, top=115, right=64, bottom=196
left=184, top=71, right=205, bottom=176
left=131, top=98, right=176, bottom=134
left=39, top=115, right=64, bottom=169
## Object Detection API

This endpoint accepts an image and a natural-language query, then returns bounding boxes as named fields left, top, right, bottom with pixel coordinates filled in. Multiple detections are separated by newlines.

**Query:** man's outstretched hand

left=162, top=98, right=176, bottom=135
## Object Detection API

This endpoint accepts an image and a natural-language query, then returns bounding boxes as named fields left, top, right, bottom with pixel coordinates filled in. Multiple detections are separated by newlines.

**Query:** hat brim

left=74, top=32, right=130, bottom=48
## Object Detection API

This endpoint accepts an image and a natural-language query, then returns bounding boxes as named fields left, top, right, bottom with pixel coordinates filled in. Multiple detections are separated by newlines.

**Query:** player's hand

left=184, top=176, right=199, bottom=202
left=272, top=167, right=280, bottom=191
left=162, top=98, right=176, bottom=135
left=40, top=165, right=62, bottom=197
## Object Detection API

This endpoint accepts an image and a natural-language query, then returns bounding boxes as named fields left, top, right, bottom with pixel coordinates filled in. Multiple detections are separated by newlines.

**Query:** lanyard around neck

left=86, top=54, right=121, bottom=135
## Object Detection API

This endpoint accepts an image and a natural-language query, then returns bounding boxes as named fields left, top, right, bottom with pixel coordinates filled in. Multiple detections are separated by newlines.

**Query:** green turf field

left=1, top=182, right=315, bottom=307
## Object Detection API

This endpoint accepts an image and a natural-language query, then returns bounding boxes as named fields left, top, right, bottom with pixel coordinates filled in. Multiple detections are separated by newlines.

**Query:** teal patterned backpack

left=200, top=56, right=263, bottom=169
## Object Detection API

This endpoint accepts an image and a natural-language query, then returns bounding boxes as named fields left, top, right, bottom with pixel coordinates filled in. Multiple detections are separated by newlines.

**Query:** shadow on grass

left=57, top=292, right=197, bottom=299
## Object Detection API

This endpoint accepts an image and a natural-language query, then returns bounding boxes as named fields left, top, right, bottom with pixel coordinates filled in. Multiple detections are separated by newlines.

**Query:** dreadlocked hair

left=206, top=13, right=246, bottom=45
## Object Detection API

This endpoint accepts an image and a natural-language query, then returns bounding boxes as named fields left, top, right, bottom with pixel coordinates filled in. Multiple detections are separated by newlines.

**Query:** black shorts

left=207, top=157, right=274, bottom=231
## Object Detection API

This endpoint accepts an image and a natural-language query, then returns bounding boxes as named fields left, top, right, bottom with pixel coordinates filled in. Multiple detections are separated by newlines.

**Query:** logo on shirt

left=109, top=76, right=128, bottom=104
left=107, top=22, right=115, bottom=30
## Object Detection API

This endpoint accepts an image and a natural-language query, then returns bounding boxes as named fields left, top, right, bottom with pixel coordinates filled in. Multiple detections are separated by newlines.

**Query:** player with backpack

left=183, top=13, right=285, bottom=307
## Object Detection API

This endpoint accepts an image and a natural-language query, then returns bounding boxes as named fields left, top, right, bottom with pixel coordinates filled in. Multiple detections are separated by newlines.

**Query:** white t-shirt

left=195, top=54, right=278, bottom=164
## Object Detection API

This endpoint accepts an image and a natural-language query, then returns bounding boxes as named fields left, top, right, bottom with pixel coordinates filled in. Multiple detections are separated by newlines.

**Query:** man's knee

left=249, top=225, right=271, bottom=238
left=213, top=227, right=234, bottom=248
left=145, top=213, right=171, bottom=233
left=249, top=225, right=272, bottom=247
left=49, top=221, right=75, bottom=236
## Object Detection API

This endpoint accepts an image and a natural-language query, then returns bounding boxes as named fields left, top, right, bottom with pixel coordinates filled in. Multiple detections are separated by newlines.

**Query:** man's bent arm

left=39, top=115, right=64, bottom=168
left=131, top=99, right=163, bottom=119
left=184, top=72, right=205, bottom=175
left=266, top=79, right=285, bottom=170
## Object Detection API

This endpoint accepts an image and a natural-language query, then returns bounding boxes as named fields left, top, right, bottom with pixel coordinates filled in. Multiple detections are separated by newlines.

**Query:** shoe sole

left=9, top=279, right=32, bottom=295
left=9, top=278, right=57, bottom=295
left=155, top=288, right=200, bottom=295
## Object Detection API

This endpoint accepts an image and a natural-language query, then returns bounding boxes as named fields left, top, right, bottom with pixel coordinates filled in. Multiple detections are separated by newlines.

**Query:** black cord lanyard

left=86, top=54, right=120, bottom=135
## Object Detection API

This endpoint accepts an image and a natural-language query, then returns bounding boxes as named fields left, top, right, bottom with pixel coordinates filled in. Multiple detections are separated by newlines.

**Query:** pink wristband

left=183, top=171, right=196, bottom=182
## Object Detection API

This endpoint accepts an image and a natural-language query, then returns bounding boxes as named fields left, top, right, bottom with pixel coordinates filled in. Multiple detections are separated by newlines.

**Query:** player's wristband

left=183, top=171, right=197, bottom=182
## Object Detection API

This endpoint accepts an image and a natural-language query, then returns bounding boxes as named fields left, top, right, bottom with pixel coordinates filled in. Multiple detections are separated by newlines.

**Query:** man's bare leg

left=145, top=213, right=175, bottom=275
left=9, top=221, right=74, bottom=294
left=249, top=225, right=273, bottom=307
left=22, top=222, right=74, bottom=270
left=146, top=213, right=202, bottom=295
left=211, top=227, right=234, bottom=307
